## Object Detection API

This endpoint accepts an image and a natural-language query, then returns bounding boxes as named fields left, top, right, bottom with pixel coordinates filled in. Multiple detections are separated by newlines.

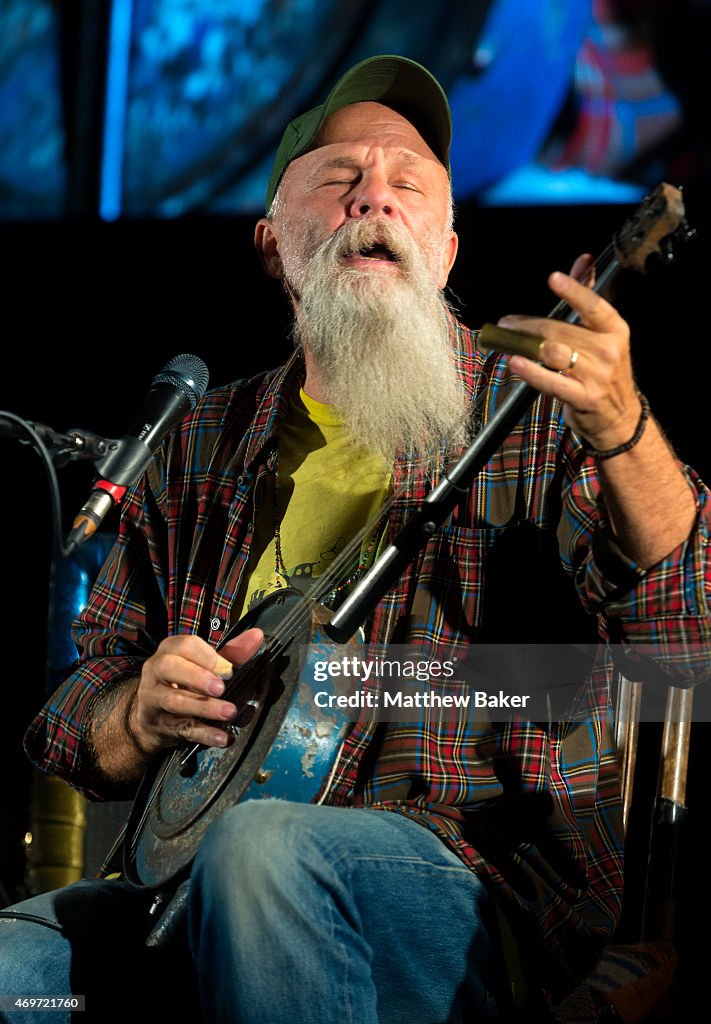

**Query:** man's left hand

left=500, top=263, right=641, bottom=452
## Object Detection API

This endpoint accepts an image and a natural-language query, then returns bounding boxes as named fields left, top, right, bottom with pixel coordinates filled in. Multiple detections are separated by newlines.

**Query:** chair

left=501, top=677, right=692, bottom=1024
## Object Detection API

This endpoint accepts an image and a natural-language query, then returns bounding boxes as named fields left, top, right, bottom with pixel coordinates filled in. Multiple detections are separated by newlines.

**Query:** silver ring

left=567, top=350, right=580, bottom=370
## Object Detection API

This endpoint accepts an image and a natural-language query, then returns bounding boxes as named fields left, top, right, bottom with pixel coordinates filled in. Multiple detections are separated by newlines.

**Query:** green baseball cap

left=265, top=54, right=452, bottom=211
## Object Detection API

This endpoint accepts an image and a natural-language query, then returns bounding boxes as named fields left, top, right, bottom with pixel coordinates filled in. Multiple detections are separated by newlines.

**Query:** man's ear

left=437, top=231, right=458, bottom=289
left=254, top=218, right=283, bottom=280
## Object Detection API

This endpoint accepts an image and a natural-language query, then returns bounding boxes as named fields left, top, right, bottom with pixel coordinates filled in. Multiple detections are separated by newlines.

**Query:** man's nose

left=346, top=175, right=395, bottom=219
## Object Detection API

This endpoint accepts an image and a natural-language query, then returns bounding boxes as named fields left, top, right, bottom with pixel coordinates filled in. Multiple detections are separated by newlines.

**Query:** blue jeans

left=0, top=801, right=498, bottom=1023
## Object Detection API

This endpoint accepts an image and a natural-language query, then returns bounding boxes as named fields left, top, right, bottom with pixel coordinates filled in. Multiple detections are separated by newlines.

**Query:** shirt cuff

left=581, top=466, right=711, bottom=620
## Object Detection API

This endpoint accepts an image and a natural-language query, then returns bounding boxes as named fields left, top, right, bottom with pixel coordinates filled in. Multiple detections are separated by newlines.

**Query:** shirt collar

left=243, top=347, right=305, bottom=472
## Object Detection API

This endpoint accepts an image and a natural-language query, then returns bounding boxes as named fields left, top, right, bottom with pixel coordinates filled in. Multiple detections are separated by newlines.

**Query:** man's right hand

left=130, top=629, right=264, bottom=755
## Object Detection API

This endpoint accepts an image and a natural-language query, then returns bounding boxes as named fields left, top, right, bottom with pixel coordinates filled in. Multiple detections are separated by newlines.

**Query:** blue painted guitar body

left=123, top=587, right=352, bottom=889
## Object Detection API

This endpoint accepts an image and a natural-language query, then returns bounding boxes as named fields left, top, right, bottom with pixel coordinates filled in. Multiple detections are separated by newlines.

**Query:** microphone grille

left=153, top=353, right=210, bottom=409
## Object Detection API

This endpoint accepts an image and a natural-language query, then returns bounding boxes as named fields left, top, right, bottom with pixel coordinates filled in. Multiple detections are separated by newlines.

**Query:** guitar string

left=129, top=460, right=407, bottom=853
left=130, top=240, right=620, bottom=859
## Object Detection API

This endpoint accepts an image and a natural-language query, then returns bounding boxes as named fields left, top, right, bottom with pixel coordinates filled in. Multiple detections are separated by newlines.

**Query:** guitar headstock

left=615, top=182, right=696, bottom=272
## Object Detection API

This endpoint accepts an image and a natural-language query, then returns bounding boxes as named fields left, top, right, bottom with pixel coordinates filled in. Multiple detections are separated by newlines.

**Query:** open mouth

left=351, top=242, right=399, bottom=262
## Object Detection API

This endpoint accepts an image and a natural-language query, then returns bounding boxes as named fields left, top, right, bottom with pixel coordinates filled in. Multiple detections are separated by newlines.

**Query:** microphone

left=66, top=353, right=209, bottom=552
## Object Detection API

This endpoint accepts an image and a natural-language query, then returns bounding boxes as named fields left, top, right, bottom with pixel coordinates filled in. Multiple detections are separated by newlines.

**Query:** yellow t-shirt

left=236, top=388, right=391, bottom=620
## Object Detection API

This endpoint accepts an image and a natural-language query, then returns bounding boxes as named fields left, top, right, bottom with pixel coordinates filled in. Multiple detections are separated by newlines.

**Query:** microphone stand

left=0, top=417, right=114, bottom=466
left=0, top=412, right=120, bottom=557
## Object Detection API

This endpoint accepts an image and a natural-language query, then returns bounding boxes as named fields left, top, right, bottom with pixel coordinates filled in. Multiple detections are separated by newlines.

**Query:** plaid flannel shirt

left=24, top=317, right=711, bottom=999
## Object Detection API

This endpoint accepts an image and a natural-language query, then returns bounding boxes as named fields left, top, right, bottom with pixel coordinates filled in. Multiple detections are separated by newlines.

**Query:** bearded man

left=1, top=55, right=709, bottom=1024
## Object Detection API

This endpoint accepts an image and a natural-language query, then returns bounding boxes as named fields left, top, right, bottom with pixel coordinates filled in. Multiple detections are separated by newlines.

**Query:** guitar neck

left=548, top=247, right=621, bottom=325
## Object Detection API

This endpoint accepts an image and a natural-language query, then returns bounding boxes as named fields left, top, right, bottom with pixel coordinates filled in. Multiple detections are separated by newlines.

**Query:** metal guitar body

left=122, top=587, right=350, bottom=889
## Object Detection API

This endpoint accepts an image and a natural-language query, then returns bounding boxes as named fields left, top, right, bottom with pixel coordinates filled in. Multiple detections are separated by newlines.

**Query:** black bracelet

left=584, top=393, right=651, bottom=461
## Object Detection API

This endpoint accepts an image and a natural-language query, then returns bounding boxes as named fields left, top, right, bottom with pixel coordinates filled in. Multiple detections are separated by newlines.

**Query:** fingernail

left=213, top=654, right=234, bottom=679
left=208, top=679, right=225, bottom=696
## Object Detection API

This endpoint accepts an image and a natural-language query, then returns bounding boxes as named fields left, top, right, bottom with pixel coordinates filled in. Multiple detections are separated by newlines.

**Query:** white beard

left=283, top=216, right=471, bottom=472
